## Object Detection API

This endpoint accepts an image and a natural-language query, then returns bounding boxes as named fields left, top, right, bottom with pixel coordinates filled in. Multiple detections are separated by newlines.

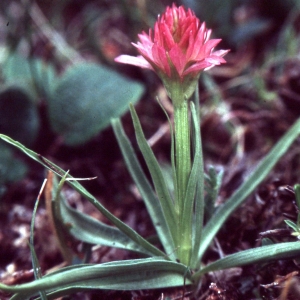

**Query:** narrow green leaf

left=199, top=117, right=300, bottom=260
left=204, top=166, right=224, bottom=220
left=193, top=241, right=300, bottom=281
left=60, top=193, right=153, bottom=255
left=30, top=192, right=44, bottom=277
left=295, top=184, right=300, bottom=227
left=156, top=97, right=178, bottom=213
left=284, top=219, right=299, bottom=232
left=3, top=258, right=191, bottom=300
left=0, top=134, right=166, bottom=258
left=29, top=181, right=48, bottom=300
left=190, top=88, right=205, bottom=269
left=129, top=105, right=178, bottom=244
left=294, top=184, right=300, bottom=211
left=180, top=103, right=201, bottom=266
left=174, top=100, right=191, bottom=216
left=111, top=118, right=176, bottom=259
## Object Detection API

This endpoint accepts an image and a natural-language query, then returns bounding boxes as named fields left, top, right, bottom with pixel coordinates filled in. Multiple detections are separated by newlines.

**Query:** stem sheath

left=174, top=100, right=191, bottom=265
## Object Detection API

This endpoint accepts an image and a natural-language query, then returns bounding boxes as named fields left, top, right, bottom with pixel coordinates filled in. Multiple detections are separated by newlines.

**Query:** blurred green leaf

left=2, top=52, right=56, bottom=100
left=48, top=63, right=145, bottom=146
left=294, top=184, right=300, bottom=211
left=0, top=87, right=40, bottom=146
left=30, top=58, right=57, bottom=98
left=284, top=219, right=299, bottom=232
left=0, top=142, right=27, bottom=196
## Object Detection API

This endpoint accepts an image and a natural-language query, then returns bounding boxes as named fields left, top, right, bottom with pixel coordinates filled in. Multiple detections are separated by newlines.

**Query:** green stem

left=174, top=100, right=191, bottom=211
left=174, top=100, right=191, bottom=264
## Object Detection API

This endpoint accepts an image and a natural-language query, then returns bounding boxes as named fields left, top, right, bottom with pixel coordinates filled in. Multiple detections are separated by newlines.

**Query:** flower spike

left=115, top=3, right=229, bottom=106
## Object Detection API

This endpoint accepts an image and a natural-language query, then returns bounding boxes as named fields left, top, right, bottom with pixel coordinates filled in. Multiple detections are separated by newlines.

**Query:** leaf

left=0, top=134, right=166, bottom=258
left=193, top=241, right=300, bottom=280
left=0, top=142, right=27, bottom=192
left=284, top=219, right=299, bottom=232
left=294, top=184, right=300, bottom=227
left=2, top=52, right=36, bottom=95
left=2, top=52, right=56, bottom=100
left=190, top=88, right=205, bottom=269
left=129, top=105, right=178, bottom=245
left=0, top=87, right=40, bottom=146
left=2, top=258, right=191, bottom=300
left=45, top=171, right=79, bottom=264
left=29, top=180, right=48, bottom=300
left=180, top=103, right=202, bottom=266
left=60, top=186, right=156, bottom=255
left=111, top=118, right=176, bottom=259
left=29, top=58, right=57, bottom=98
left=204, top=165, right=224, bottom=220
left=198, top=117, right=300, bottom=260
left=48, top=63, right=145, bottom=145
left=294, top=184, right=300, bottom=211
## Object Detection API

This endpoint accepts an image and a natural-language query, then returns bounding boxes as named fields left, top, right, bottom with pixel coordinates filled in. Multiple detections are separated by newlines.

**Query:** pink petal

left=203, top=39, right=222, bottom=56
left=154, top=22, right=163, bottom=45
left=160, top=22, right=175, bottom=50
left=188, top=22, right=206, bottom=60
left=204, top=29, right=212, bottom=42
left=178, top=22, right=194, bottom=49
left=185, top=30, right=195, bottom=60
left=213, top=49, right=230, bottom=57
left=115, top=3, right=230, bottom=85
left=137, top=32, right=153, bottom=48
left=205, top=55, right=226, bottom=65
left=133, top=43, right=153, bottom=61
left=169, top=44, right=187, bottom=76
left=152, top=44, right=171, bottom=76
left=183, top=61, right=212, bottom=75
left=114, top=55, right=154, bottom=70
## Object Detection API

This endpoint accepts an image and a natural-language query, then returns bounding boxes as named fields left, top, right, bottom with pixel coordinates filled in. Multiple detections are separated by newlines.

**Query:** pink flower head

left=115, top=3, right=229, bottom=105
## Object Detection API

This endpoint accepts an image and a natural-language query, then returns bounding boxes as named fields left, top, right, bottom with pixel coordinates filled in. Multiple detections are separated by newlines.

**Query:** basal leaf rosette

left=115, top=3, right=229, bottom=107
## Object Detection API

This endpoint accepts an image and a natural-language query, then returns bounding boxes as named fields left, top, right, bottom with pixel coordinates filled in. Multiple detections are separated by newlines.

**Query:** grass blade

left=0, top=134, right=166, bottom=258
left=193, top=241, right=300, bottom=280
left=112, top=118, right=176, bottom=259
left=129, top=105, right=178, bottom=245
left=29, top=179, right=48, bottom=300
left=3, top=258, right=191, bottom=299
left=198, top=117, right=300, bottom=260
left=60, top=188, right=154, bottom=255
left=190, top=88, right=205, bottom=269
